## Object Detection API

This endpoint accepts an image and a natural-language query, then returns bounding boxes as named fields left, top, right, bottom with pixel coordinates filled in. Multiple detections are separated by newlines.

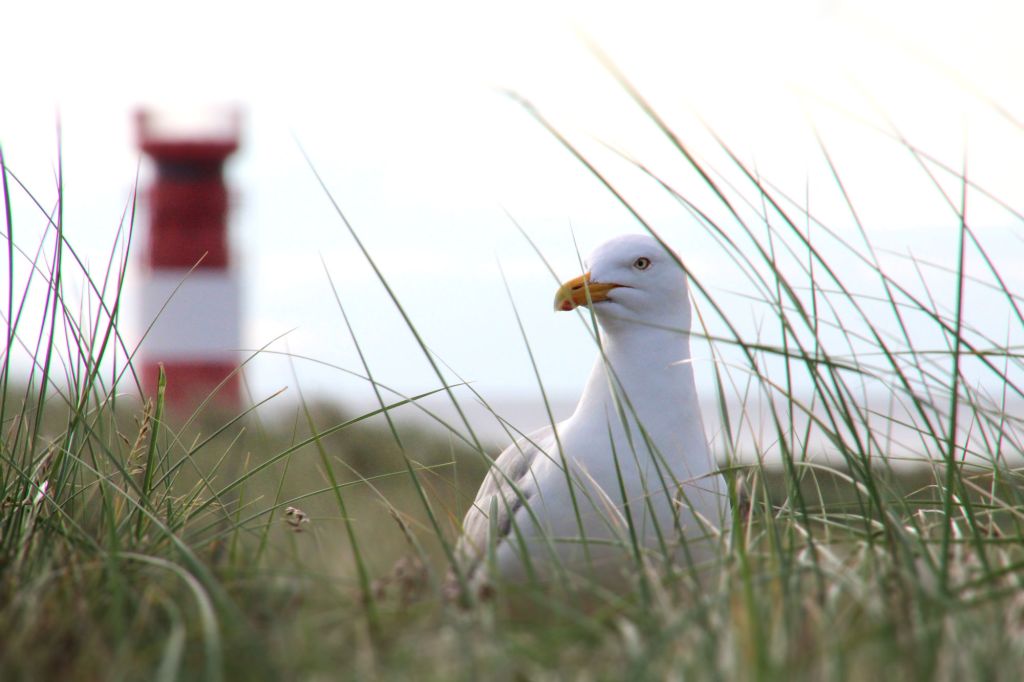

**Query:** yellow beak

left=554, top=272, right=621, bottom=311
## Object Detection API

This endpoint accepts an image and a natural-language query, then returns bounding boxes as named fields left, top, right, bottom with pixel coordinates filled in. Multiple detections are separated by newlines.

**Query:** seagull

left=451, top=234, right=729, bottom=595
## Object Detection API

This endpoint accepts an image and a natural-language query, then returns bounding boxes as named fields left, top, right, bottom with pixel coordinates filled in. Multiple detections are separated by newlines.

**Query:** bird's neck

left=575, top=322, right=700, bottom=425
left=570, top=321, right=716, bottom=483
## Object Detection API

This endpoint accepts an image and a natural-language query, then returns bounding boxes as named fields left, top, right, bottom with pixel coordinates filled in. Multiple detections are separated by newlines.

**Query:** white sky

left=3, top=0, right=1023, bottom=430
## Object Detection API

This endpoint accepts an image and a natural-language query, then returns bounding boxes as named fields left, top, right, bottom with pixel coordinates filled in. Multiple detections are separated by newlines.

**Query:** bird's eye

left=633, top=257, right=652, bottom=271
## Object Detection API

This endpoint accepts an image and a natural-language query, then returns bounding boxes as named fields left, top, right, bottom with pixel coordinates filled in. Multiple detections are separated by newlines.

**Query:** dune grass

left=2, top=84, right=1024, bottom=681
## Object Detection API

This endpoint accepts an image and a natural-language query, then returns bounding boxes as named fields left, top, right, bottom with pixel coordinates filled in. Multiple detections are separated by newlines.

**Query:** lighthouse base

left=140, top=359, right=241, bottom=414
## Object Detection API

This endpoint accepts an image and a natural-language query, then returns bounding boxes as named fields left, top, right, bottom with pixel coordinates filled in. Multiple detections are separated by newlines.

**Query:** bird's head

left=553, top=234, right=691, bottom=332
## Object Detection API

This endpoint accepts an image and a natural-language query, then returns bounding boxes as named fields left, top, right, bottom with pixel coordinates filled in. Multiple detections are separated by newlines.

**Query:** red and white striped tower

left=136, top=109, right=242, bottom=413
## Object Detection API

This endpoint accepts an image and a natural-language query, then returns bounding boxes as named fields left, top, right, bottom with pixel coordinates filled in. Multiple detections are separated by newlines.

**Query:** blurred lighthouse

left=136, top=108, right=243, bottom=413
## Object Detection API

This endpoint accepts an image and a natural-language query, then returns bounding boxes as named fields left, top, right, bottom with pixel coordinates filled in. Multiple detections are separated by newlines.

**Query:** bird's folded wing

left=454, top=425, right=554, bottom=577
